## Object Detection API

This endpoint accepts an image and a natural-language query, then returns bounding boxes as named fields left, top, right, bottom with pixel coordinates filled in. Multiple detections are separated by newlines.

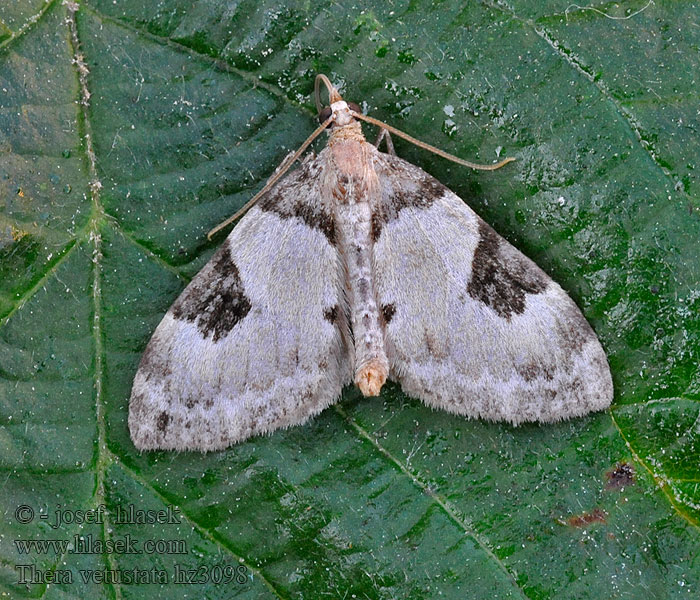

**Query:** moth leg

left=374, top=128, right=397, bottom=156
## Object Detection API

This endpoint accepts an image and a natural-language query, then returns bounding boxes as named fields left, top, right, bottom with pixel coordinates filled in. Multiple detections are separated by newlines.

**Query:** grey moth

left=129, top=76, right=613, bottom=451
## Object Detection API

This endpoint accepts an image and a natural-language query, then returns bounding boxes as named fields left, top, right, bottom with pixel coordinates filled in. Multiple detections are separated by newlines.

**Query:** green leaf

left=1, top=0, right=699, bottom=598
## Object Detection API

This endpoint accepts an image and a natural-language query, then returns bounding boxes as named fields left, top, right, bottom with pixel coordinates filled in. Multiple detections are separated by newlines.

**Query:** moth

left=129, top=75, right=613, bottom=451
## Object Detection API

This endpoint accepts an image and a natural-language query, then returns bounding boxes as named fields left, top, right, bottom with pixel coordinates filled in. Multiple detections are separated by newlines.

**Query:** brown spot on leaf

left=606, top=462, right=635, bottom=490
left=567, top=508, right=606, bottom=528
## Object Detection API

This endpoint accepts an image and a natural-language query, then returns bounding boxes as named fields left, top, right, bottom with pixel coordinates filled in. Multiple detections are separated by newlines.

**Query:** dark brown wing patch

left=258, top=156, right=336, bottom=244
left=467, top=220, right=548, bottom=319
left=371, top=153, right=447, bottom=242
left=171, top=245, right=251, bottom=342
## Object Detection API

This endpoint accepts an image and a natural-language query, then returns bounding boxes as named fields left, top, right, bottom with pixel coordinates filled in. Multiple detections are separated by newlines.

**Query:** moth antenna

left=314, top=74, right=343, bottom=114
left=352, top=111, right=516, bottom=171
left=207, top=115, right=334, bottom=239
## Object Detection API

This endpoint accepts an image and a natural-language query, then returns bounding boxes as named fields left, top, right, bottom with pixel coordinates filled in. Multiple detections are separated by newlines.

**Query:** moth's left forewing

left=371, top=151, right=613, bottom=424
left=129, top=152, right=353, bottom=451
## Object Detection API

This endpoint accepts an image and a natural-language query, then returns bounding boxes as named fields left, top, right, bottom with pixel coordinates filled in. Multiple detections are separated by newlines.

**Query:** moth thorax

left=328, top=121, right=365, bottom=144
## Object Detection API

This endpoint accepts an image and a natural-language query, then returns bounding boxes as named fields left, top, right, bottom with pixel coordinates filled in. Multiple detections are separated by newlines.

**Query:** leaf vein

left=0, top=0, right=58, bottom=52
left=335, top=405, right=529, bottom=598
left=109, top=455, right=287, bottom=599
left=484, top=0, right=682, bottom=198
left=609, top=408, right=700, bottom=529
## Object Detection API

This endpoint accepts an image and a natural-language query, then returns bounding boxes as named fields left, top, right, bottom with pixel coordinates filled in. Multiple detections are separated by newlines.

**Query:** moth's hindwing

left=129, top=156, right=353, bottom=451
left=371, top=152, right=613, bottom=424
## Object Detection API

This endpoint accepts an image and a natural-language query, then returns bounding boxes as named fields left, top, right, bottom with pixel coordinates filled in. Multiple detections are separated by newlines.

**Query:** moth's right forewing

left=371, top=152, right=613, bottom=424
left=129, top=153, right=353, bottom=451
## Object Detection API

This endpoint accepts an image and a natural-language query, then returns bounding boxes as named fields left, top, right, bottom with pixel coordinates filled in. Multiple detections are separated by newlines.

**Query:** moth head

left=318, top=100, right=362, bottom=129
